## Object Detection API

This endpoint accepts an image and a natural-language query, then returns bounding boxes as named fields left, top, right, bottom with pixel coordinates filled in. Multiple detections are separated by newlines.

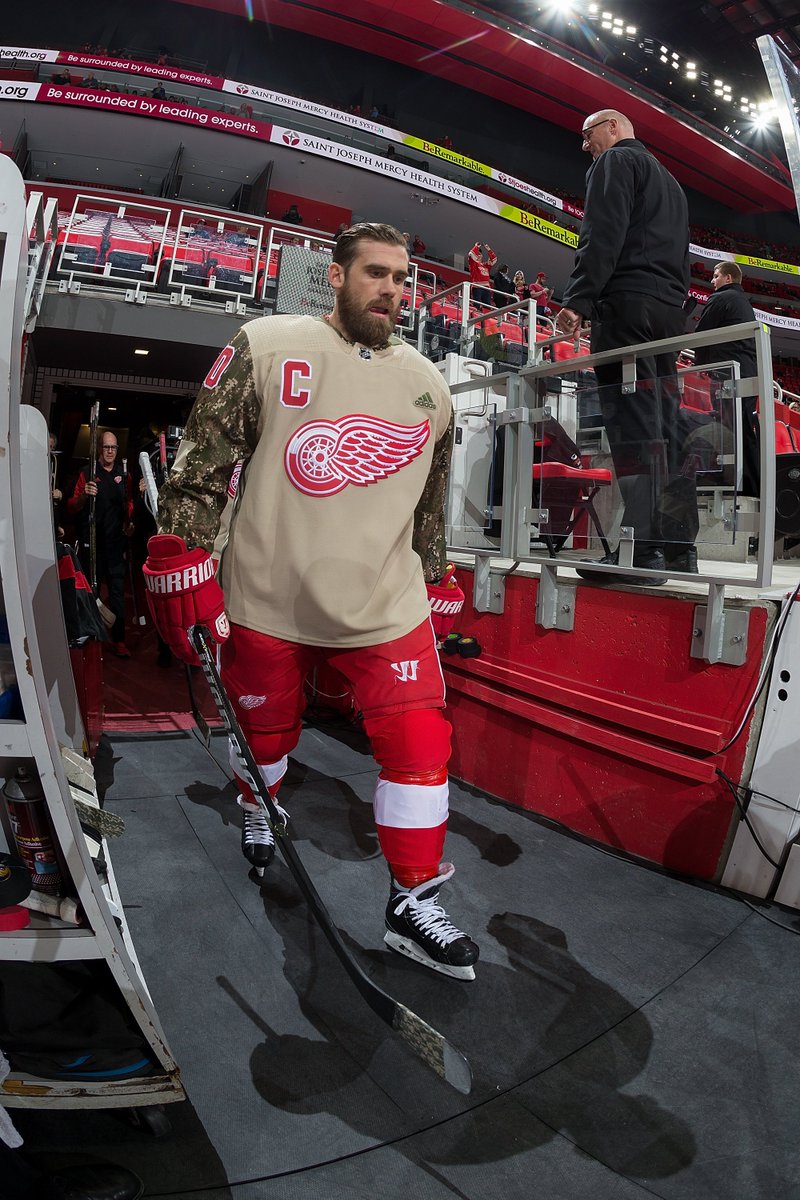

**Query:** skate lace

left=395, top=892, right=466, bottom=947
left=242, top=802, right=289, bottom=845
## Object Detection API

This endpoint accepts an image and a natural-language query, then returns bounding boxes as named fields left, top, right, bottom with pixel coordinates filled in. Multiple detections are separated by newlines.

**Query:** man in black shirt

left=557, top=109, right=692, bottom=579
left=492, top=263, right=515, bottom=308
left=67, top=432, right=133, bottom=656
left=694, top=260, right=760, bottom=496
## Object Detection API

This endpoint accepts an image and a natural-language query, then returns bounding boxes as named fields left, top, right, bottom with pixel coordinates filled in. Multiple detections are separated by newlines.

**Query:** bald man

left=557, top=110, right=694, bottom=580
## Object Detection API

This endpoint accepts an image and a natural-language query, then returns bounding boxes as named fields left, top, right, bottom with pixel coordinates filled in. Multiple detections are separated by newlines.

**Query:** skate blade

left=384, top=930, right=476, bottom=981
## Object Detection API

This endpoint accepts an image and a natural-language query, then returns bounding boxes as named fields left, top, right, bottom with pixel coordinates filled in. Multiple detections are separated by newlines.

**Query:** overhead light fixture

left=686, top=71, right=697, bottom=80
left=134, top=348, right=149, bottom=356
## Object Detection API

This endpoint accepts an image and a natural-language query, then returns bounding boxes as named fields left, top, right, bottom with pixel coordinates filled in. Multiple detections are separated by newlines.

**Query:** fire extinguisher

left=3, top=766, right=66, bottom=897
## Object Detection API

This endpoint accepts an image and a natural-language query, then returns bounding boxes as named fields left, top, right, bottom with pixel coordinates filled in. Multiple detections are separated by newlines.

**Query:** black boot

left=576, top=545, right=667, bottom=586
left=664, top=544, right=698, bottom=573
left=53, top=1162, right=144, bottom=1200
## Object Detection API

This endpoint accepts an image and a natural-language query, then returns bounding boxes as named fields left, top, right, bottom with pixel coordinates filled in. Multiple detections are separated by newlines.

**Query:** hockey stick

left=188, top=624, right=472, bottom=1095
left=87, top=400, right=100, bottom=594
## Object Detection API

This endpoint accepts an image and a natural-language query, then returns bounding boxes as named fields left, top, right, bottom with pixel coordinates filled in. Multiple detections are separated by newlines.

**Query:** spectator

left=557, top=108, right=692, bottom=582
left=468, top=241, right=497, bottom=306
left=237, top=101, right=254, bottom=117
left=412, top=233, right=426, bottom=256
left=492, top=263, right=515, bottom=308
left=82, top=74, right=101, bottom=89
left=282, top=204, right=303, bottom=225
left=693, top=260, right=760, bottom=497
left=528, top=271, right=553, bottom=315
left=513, top=270, right=527, bottom=302
left=67, top=430, right=134, bottom=657
left=441, top=134, right=453, bottom=150
left=51, top=69, right=71, bottom=84
left=402, top=231, right=413, bottom=253
left=333, top=222, right=349, bottom=241
left=151, top=84, right=167, bottom=100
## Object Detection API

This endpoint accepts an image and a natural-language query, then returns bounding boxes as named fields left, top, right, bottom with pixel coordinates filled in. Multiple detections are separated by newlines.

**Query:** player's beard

left=336, top=280, right=400, bottom=349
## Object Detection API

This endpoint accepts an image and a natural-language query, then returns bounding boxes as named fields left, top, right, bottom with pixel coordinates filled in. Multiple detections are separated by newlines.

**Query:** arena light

left=134, top=348, right=150, bottom=356
left=544, top=0, right=574, bottom=12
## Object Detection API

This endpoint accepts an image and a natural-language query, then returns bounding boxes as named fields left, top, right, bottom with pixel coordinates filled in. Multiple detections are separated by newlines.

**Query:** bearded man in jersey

left=143, top=223, right=478, bottom=980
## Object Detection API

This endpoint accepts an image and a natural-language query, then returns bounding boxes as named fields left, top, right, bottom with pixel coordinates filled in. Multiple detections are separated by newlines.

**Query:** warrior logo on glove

left=426, top=563, right=465, bottom=641
left=144, top=556, right=216, bottom=595
left=143, top=534, right=229, bottom=664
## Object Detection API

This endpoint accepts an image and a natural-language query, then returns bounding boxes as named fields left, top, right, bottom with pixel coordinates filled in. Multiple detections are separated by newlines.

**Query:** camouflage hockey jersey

left=159, top=314, right=454, bottom=647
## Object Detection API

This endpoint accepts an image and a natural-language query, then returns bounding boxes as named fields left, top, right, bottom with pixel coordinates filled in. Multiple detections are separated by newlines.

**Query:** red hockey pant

left=220, top=619, right=451, bottom=873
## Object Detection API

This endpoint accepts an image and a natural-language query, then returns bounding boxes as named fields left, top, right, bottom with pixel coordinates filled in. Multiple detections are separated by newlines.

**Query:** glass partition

left=446, top=321, right=775, bottom=586
left=168, top=209, right=263, bottom=299
left=57, top=194, right=170, bottom=285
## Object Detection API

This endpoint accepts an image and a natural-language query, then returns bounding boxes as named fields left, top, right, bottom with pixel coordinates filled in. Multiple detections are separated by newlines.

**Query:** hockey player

left=143, top=222, right=479, bottom=981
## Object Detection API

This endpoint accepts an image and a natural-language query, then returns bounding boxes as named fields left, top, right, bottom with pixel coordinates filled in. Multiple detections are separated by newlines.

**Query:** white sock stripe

left=373, top=777, right=448, bottom=829
left=259, top=757, right=288, bottom=789
left=228, top=743, right=287, bottom=790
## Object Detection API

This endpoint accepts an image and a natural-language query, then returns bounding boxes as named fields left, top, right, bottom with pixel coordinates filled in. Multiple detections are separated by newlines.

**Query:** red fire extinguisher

left=3, top=766, right=66, bottom=897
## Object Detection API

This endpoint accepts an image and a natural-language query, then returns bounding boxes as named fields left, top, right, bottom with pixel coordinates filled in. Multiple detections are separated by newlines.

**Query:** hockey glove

left=427, top=563, right=465, bottom=641
left=142, top=534, right=229, bottom=664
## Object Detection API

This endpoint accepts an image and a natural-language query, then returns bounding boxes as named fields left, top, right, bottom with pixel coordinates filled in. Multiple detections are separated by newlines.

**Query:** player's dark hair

left=332, top=222, right=408, bottom=271
left=714, top=260, right=742, bottom=284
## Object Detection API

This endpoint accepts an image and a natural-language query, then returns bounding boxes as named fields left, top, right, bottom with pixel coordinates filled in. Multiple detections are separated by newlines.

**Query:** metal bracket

left=473, top=557, right=506, bottom=614
left=621, top=355, right=637, bottom=395
left=536, top=562, right=576, bottom=631
left=617, top=525, right=635, bottom=568
left=690, top=583, right=749, bottom=665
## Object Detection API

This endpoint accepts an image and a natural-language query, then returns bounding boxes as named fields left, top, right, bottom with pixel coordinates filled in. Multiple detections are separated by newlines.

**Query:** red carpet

left=101, top=621, right=222, bottom=734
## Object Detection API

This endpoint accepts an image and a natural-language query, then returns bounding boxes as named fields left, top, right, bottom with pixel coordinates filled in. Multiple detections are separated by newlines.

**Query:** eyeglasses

left=101, top=443, right=118, bottom=450
left=581, top=118, right=612, bottom=141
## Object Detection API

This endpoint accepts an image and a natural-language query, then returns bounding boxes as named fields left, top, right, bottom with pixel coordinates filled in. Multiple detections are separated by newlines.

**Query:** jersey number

left=204, top=344, right=235, bottom=389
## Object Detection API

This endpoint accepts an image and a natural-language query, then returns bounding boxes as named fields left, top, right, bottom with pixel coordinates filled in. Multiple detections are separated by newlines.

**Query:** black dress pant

left=87, top=542, right=126, bottom=644
left=591, top=293, right=698, bottom=550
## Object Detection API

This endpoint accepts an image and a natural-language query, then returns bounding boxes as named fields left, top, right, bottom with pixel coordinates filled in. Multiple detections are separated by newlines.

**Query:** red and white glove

left=426, top=562, right=465, bottom=641
left=142, top=534, right=229, bottom=664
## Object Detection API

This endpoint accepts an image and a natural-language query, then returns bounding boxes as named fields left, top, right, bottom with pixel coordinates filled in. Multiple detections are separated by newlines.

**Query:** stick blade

left=393, top=1001, right=472, bottom=1094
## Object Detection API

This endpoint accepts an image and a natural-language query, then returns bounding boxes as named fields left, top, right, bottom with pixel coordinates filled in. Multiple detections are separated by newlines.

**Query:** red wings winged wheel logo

left=284, top=415, right=431, bottom=496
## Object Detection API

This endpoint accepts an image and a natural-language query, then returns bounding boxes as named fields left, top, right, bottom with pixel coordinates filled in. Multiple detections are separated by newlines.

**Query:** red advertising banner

left=38, top=84, right=272, bottom=141
left=54, top=51, right=225, bottom=90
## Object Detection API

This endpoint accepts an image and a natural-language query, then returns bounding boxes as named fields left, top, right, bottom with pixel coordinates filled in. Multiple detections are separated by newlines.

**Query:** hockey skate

left=384, top=863, right=479, bottom=980
left=238, top=795, right=288, bottom=877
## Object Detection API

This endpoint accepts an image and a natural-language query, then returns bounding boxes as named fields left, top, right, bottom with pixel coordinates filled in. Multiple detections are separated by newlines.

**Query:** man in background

left=68, top=432, right=134, bottom=656
left=693, top=260, right=760, bottom=497
left=557, top=109, right=692, bottom=580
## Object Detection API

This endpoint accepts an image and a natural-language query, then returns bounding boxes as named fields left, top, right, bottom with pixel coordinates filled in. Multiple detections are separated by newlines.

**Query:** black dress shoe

left=664, top=545, right=698, bottom=574
left=53, top=1162, right=144, bottom=1200
left=576, top=546, right=667, bottom=586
